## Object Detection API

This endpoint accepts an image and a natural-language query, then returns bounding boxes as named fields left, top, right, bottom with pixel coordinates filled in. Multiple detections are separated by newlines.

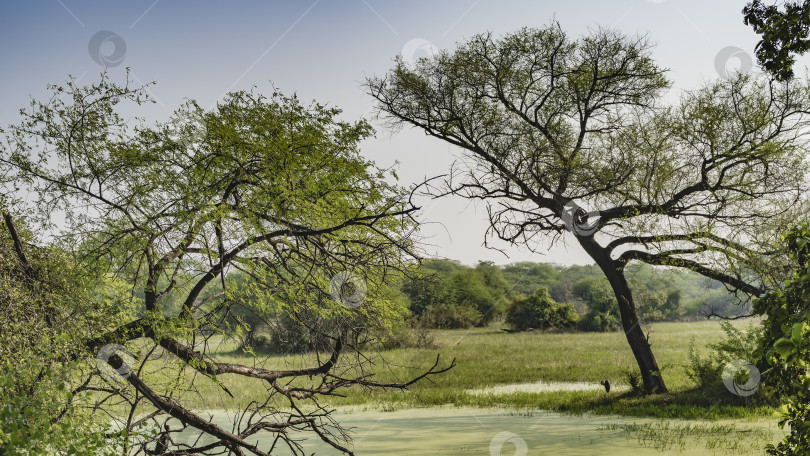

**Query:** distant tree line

left=397, top=259, right=743, bottom=332
left=230, top=259, right=750, bottom=353
left=235, top=256, right=746, bottom=354
left=203, top=255, right=749, bottom=359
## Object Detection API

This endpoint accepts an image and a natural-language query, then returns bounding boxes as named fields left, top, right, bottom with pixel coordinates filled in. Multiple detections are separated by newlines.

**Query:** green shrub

left=252, top=334, right=271, bottom=348
left=0, top=360, right=123, bottom=455
left=685, top=322, right=762, bottom=391
left=420, top=302, right=482, bottom=329
left=753, top=223, right=810, bottom=455
left=573, top=278, right=621, bottom=332
left=505, top=287, right=579, bottom=331
left=623, top=369, right=644, bottom=396
left=686, top=339, right=724, bottom=390
left=377, top=320, right=437, bottom=350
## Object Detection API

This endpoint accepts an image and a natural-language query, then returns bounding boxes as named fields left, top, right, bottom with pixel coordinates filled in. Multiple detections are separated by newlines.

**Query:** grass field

left=176, top=318, right=773, bottom=420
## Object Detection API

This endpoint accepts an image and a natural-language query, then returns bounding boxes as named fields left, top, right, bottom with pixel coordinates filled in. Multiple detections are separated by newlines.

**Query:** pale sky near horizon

left=1, top=0, right=803, bottom=267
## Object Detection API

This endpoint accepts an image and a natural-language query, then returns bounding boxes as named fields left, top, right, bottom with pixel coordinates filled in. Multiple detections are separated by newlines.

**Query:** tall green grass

left=182, top=318, right=772, bottom=419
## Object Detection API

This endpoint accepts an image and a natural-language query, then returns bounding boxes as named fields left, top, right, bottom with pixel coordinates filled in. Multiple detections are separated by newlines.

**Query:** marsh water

left=164, top=406, right=782, bottom=455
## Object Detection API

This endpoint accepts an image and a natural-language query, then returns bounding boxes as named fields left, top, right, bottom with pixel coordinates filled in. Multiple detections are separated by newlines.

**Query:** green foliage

left=546, top=264, right=603, bottom=305
left=400, top=259, right=506, bottom=328
left=420, top=302, right=483, bottom=329
left=574, top=278, right=621, bottom=332
left=400, top=260, right=461, bottom=317
left=505, top=287, right=579, bottom=331
left=685, top=339, right=724, bottom=390
left=630, top=278, right=675, bottom=322
left=743, top=0, right=810, bottom=81
left=471, top=261, right=510, bottom=321
left=0, top=374, right=122, bottom=455
left=624, top=263, right=741, bottom=320
left=223, top=270, right=417, bottom=354
left=0, top=212, right=120, bottom=454
left=753, top=223, right=810, bottom=455
left=685, top=321, right=762, bottom=392
left=623, top=369, right=644, bottom=396
left=377, top=318, right=437, bottom=350
left=400, top=260, right=729, bottom=332
left=712, top=321, right=763, bottom=365
left=0, top=74, right=426, bottom=453
left=449, top=263, right=506, bottom=325
left=501, top=262, right=559, bottom=299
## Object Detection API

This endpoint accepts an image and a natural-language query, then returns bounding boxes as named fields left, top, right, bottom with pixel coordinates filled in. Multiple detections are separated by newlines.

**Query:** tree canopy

left=744, top=0, right=810, bottom=81
left=0, top=73, right=452, bottom=455
left=368, top=23, right=810, bottom=392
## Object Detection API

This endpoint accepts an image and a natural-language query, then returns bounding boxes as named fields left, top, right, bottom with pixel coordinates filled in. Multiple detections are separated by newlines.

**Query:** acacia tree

left=368, top=24, right=810, bottom=393
left=0, top=73, right=452, bottom=455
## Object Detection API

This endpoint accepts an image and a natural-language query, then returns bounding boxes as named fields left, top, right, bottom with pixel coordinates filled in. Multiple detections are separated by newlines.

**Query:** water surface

left=165, top=406, right=781, bottom=455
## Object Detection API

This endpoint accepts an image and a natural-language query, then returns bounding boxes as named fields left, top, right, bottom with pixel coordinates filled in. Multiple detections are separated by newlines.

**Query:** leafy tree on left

left=0, top=209, right=124, bottom=454
left=0, top=72, right=452, bottom=455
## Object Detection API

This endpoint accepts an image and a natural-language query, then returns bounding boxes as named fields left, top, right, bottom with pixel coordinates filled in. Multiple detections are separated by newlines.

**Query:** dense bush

left=401, top=260, right=506, bottom=328
left=0, top=213, right=122, bottom=454
left=685, top=321, right=762, bottom=391
left=685, top=339, right=725, bottom=390
left=419, top=302, right=482, bottom=329
left=574, top=278, right=621, bottom=332
left=243, top=309, right=345, bottom=354
left=753, top=224, right=810, bottom=455
left=377, top=319, right=437, bottom=349
left=400, top=260, right=458, bottom=316
left=224, top=272, right=416, bottom=354
left=468, top=261, right=510, bottom=323
left=505, top=287, right=579, bottom=331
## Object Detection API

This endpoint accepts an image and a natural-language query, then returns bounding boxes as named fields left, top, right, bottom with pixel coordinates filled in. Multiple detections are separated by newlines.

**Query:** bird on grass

left=599, top=380, right=611, bottom=393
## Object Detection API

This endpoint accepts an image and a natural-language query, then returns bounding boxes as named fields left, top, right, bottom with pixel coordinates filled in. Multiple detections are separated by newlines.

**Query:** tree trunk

left=579, top=237, right=668, bottom=394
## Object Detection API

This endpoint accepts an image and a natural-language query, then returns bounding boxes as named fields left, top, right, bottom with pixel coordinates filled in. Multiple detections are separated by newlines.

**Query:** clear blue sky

left=0, top=0, right=796, bottom=265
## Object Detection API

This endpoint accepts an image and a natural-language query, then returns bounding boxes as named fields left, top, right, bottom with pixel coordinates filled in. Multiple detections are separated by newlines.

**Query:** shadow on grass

left=398, top=385, right=778, bottom=420
left=546, top=386, right=776, bottom=420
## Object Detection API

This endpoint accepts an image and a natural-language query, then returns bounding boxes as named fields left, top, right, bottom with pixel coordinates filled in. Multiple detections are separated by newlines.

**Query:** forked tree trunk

left=579, top=237, right=668, bottom=394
